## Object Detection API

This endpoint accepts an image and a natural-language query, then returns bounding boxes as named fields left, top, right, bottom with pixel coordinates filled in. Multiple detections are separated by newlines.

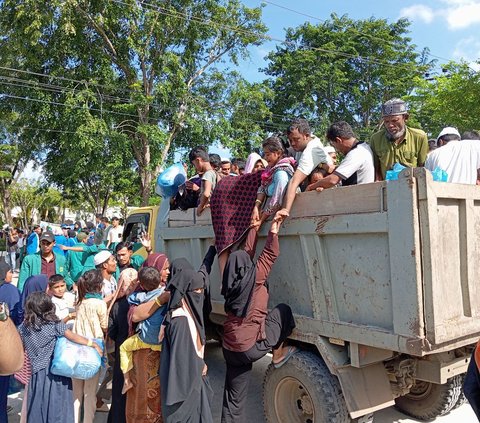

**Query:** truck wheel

left=395, top=375, right=462, bottom=420
left=263, top=351, right=368, bottom=423
left=452, top=375, right=467, bottom=410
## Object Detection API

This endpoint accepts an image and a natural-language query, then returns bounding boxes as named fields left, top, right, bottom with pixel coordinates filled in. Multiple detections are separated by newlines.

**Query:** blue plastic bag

left=431, top=166, right=448, bottom=182
left=155, top=163, right=187, bottom=197
left=385, top=163, right=407, bottom=181
left=50, top=337, right=103, bottom=380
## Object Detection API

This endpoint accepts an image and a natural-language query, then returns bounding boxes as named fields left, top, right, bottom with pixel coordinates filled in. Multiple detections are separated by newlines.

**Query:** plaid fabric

left=210, top=172, right=262, bottom=255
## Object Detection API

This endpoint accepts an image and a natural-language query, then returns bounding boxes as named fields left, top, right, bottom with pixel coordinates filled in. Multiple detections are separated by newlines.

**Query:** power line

left=261, top=0, right=453, bottom=64
left=0, top=93, right=155, bottom=120
left=111, top=0, right=427, bottom=70
left=0, top=71, right=299, bottom=124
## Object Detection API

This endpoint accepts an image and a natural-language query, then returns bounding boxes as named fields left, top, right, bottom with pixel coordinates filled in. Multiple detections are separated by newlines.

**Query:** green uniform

left=65, top=242, right=104, bottom=282
left=370, top=126, right=429, bottom=179
left=80, top=243, right=108, bottom=274
left=18, top=252, right=72, bottom=292
left=114, top=254, right=145, bottom=281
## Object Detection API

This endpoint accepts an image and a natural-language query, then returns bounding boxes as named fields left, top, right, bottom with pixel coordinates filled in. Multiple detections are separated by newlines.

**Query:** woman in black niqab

left=160, top=246, right=216, bottom=423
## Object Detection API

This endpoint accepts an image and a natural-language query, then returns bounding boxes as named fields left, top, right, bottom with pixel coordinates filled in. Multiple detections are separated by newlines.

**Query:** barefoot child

left=48, top=274, right=76, bottom=326
left=119, top=266, right=167, bottom=393
left=18, top=291, right=103, bottom=423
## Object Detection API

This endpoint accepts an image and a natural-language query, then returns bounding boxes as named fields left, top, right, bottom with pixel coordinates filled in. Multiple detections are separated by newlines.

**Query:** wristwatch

left=0, top=302, right=10, bottom=322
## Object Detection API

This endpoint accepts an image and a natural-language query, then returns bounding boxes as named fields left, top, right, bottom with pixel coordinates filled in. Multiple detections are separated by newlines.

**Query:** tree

left=0, top=114, right=32, bottom=226
left=409, top=61, right=480, bottom=137
left=264, top=14, right=433, bottom=136
left=0, top=0, right=267, bottom=205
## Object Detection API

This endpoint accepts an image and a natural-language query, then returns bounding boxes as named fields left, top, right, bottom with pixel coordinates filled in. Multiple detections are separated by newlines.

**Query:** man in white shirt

left=93, top=250, right=117, bottom=303
left=106, top=216, right=123, bottom=249
left=277, top=118, right=334, bottom=220
left=307, top=121, right=374, bottom=191
left=425, top=127, right=480, bottom=185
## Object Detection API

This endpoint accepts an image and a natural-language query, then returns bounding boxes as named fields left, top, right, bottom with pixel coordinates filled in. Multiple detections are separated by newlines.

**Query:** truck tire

left=395, top=375, right=462, bottom=420
left=452, top=375, right=467, bottom=410
left=263, top=350, right=371, bottom=423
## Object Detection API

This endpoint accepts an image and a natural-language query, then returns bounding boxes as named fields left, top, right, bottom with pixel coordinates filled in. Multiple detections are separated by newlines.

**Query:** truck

left=123, top=168, right=479, bottom=422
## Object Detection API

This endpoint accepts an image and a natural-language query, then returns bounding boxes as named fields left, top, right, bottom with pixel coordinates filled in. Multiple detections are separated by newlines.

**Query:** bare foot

left=122, top=376, right=133, bottom=395
left=272, top=345, right=298, bottom=365
left=272, top=343, right=285, bottom=363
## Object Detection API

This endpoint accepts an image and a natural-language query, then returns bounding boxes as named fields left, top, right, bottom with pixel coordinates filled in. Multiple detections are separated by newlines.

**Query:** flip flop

left=272, top=346, right=298, bottom=369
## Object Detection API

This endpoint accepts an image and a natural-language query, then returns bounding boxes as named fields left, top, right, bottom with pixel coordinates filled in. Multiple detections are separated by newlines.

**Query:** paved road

left=6, top=340, right=476, bottom=422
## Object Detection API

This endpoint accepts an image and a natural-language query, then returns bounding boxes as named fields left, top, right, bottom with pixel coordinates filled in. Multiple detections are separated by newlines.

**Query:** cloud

left=452, top=37, right=480, bottom=67
left=399, top=1, right=480, bottom=30
left=442, top=2, right=480, bottom=29
left=399, top=5, right=435, bottom=24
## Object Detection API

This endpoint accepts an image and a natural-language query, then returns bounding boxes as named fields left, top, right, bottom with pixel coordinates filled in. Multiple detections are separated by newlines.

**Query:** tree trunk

left=140, top=167, right=152, bottom=207
left=1, top=188, right=13, bottom=227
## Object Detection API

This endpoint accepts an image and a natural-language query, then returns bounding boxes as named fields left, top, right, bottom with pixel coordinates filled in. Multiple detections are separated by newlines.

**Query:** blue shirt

left=54, top=235, right=68, bottom=256
left=0, top=282, right=21, bottom=325
left=128, top=287, right=166, bottom=345
left=26, top=233, right=39, bottom=255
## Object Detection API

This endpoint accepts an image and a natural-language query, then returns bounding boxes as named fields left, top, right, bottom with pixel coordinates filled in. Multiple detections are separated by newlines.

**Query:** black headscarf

left=19, top=275, right=48, bottom=322
left=166, top=258, right=207, bottom=345
left=221, top=250, right=257, bottom=318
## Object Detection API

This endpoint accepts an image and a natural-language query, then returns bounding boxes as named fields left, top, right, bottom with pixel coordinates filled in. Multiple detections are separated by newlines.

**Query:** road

left=6, top=340, right=476, bottom=423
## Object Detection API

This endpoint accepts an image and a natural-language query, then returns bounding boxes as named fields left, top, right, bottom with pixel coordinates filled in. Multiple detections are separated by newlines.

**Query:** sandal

left=272, top=346, right=298, bottom=369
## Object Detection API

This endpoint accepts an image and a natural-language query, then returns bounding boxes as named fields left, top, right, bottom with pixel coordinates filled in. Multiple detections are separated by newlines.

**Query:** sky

left=239, top=0, right=480, bottom=81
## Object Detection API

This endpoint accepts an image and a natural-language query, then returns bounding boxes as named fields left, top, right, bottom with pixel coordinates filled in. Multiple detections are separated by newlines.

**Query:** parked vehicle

left=124, top=168, right=478, bottom=422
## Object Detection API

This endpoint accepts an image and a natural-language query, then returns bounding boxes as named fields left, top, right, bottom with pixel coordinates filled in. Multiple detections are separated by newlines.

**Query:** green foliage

left=264, top=14, right=433, bottom=135
left=0, top=0, right=268, bottom=205
left=409, top=61, right=480, bottom=137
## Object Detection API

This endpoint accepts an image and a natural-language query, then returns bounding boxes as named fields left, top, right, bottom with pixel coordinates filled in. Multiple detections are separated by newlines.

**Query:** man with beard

left=370, top=99, right=428, bottom=180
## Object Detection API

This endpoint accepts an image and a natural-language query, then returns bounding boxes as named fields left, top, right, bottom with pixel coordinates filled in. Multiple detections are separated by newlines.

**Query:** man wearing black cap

left=370, top=98, right=429, bottom=180
left=17, top=231, right=72, bottom=292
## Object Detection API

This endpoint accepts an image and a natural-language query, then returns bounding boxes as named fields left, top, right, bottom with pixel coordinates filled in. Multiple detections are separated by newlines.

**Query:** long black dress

left=107, top=296, right=130, bottom=423
left=160, top=247, right=216, bottom=423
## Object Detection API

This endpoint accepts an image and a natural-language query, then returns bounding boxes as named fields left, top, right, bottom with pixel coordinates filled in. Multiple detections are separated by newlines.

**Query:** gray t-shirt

left=200, top=169, right=217, bottom=197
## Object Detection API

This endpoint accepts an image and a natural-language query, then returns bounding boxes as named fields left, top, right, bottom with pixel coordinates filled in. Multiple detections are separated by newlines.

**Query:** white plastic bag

left=50, top=337, right=103, bottom=380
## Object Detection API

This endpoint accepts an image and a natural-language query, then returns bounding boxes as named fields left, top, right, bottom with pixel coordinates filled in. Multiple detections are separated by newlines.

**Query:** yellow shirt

left=369, top=126, right=429, bottom=179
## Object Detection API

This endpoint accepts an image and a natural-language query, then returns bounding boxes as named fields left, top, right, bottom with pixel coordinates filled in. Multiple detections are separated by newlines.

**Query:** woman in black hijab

left=221, top=218, right=296, bottom=423
left=160, top=245, right=216, bottom=423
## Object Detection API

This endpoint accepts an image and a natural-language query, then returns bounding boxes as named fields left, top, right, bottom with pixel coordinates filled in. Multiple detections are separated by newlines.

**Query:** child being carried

left=120, top=266, right=167, bottom=394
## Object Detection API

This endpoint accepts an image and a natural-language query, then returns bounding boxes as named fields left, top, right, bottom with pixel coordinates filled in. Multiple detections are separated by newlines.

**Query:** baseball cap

left=436, top=127, right=460, bottom=142
left=94, top=250, right=113, bottom=266
left=324, top=146, right=336, bottom=154
left=39, top=231, right=55, bottom=243
left=382, top=99, right=408, bottom=117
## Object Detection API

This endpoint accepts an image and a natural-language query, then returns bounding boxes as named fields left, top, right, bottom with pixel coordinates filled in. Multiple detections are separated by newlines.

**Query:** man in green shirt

left=114, top=241, right=145, bottom=280
left=370, top=99, right=429, bottom=180
left=18, top=232, right=73, bottom=292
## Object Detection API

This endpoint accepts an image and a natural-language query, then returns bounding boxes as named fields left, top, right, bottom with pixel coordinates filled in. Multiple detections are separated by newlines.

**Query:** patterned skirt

left=125, top=349, right=162, bottom=423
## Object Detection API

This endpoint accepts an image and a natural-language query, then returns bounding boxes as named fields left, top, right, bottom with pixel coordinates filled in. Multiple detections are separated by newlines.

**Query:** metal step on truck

left=123, top=168, right=480, bottom=423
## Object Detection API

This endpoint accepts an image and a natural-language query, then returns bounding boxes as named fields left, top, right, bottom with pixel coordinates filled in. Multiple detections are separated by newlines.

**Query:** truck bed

left=156, top=168, right=480, bottom=357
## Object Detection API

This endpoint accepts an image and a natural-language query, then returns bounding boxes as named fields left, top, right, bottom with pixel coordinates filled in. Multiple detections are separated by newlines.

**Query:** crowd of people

left=1, top=97, right=480, bottom=423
